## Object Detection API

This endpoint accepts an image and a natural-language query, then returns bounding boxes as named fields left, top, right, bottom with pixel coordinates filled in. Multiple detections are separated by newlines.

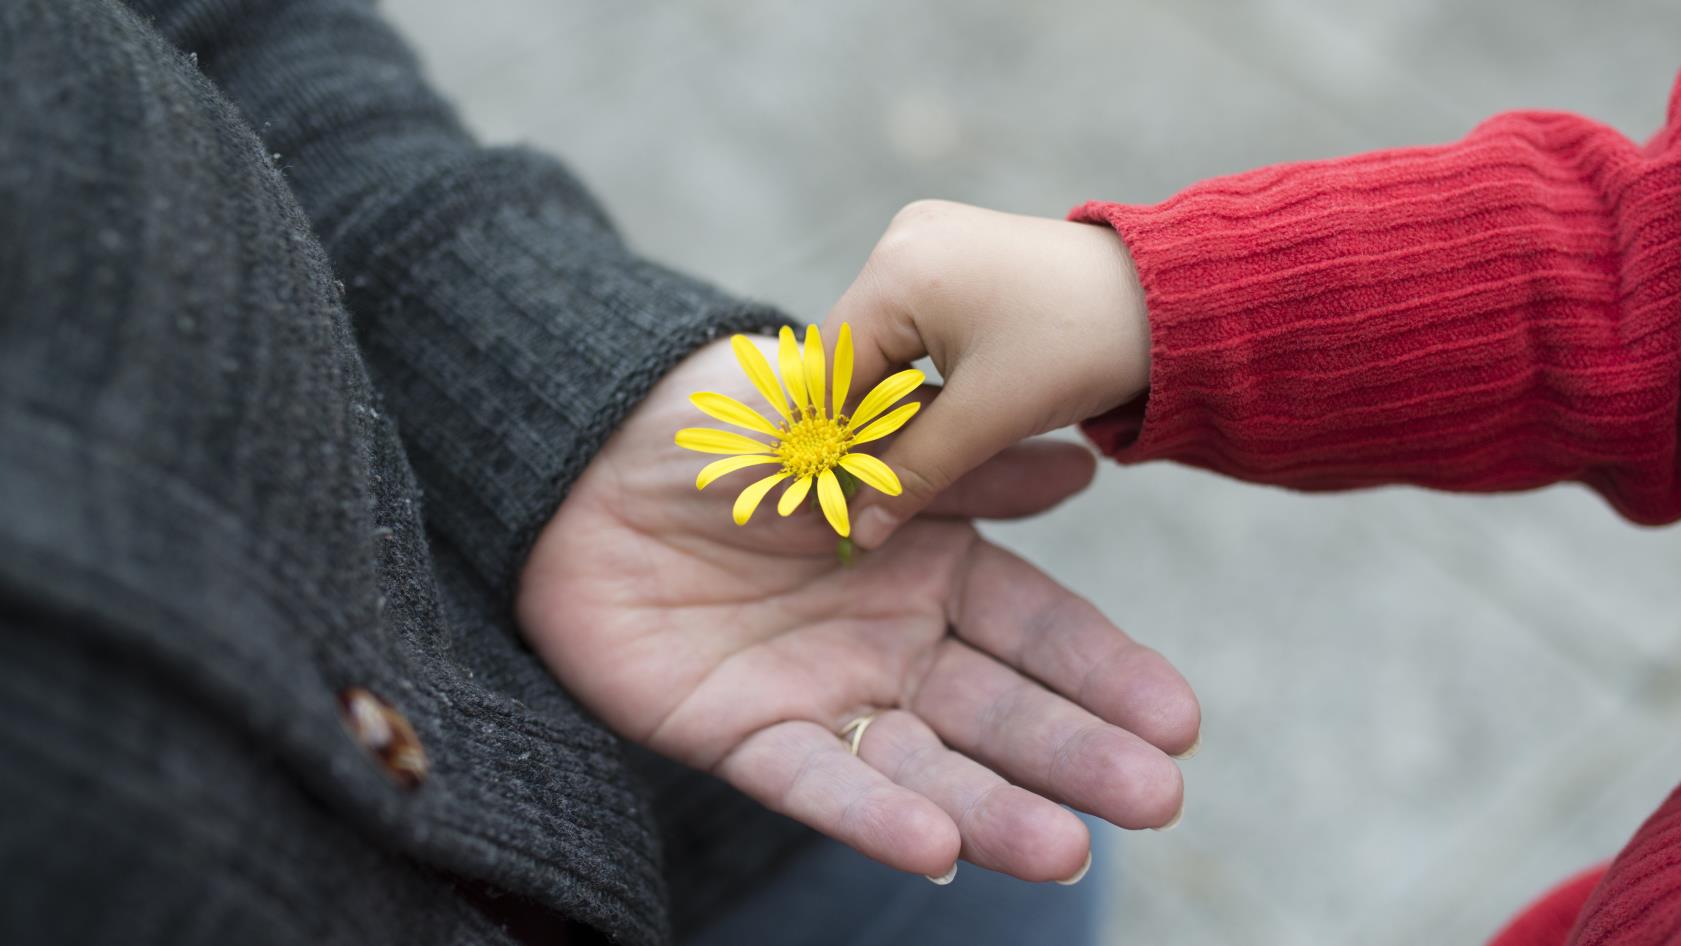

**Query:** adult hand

left=821, top=199, right=1151, bottom=548
left=518, top=337, right=1195, bottom=884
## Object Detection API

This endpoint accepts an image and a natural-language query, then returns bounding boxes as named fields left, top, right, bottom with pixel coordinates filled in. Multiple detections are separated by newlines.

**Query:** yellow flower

left=675, top=324, right=923, bottom=537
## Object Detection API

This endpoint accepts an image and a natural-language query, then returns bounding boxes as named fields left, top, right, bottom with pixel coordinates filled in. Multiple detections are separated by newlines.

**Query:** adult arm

left=128, top=0, right=781, bottom=591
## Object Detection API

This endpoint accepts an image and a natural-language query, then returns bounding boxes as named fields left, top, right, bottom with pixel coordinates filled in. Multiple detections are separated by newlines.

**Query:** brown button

left=338, top=687, right=428, bottom=789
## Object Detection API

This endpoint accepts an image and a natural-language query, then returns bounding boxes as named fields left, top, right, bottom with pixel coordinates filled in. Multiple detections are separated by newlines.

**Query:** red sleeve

left=1489, top=864, right=1609, bottom=946
left=1565, top=784, right=1681, bottom=946
left=1074, top=71, right=1681, bottom=524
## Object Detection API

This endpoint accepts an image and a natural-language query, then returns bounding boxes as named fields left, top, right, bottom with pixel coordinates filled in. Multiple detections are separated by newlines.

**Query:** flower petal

left=731, top=335, right=791, bottom=421
left=816, top=469, right=851, bottom=537
left=733, top=471, right=790, bottom=525
left=776, top=475, right=814, bottom=516
left=838, top=453, right=902, bottom=496
left=690, top=391, right=783, bottom=437
left=831, top=322, right=853, bottom=421
left=802, top=325, right=827, bottom=419
left=696, top=454, right=782, bottom=490
left=848, top=401, right=920, bottom=446
left=847, top=368, right=925, bottom=431
left=778, top=326, right=810, bottom=414
left=676, top=427, right=775, bottom=455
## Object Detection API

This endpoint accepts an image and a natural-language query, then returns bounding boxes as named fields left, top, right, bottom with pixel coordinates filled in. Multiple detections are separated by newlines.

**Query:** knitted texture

left=1569, top=787, right=1681, bottom=945
left=0, top=0, right=800, bottom=943
left=1490, top=866, right=1610, bottom=946
left=1076, top=76, right=1681, bottom=523
left=132, top=0, right=785, bottom=593
left=1075, top=73, right=1681, bottom=946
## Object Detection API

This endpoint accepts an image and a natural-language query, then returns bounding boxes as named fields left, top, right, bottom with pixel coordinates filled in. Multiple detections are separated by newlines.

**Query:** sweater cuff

left=1071, top=190, right=1605, bottom=493
left=339, top=150, right=784, bottom=592
left=1072, top=196, right=1274, bottom=473
left=1067, top=117, right=1681, bottom=518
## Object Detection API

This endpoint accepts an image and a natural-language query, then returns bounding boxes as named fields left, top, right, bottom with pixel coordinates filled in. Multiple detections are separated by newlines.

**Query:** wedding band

left=839, top=712, right=878, bottom=756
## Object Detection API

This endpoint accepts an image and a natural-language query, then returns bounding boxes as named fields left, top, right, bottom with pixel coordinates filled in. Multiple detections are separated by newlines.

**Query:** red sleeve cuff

left=1068, top=107, right=1681, bottom=520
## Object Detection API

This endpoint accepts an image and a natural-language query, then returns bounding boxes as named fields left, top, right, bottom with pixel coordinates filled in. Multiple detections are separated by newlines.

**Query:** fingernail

left=925, top=863, right=957, bottom=885
left=1056, top=852, right=1093, bottom=886
left=1153, top=806, right=1183, bottom=832
left=855, top=507, right=899, bottom=549
left=1173, top=734, right=1201, bottom=760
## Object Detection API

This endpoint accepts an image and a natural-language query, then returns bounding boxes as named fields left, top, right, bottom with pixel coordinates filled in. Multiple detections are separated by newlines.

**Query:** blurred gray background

left=383, top=1, right=1681, bottom=942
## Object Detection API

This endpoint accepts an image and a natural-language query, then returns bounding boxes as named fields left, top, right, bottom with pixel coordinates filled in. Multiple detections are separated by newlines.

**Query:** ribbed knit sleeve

left=129, top=0, right=782, bottom=591
left=1565, top=785, right=1681, bottom=945
left=1074, top=75, right=1681, bottom=524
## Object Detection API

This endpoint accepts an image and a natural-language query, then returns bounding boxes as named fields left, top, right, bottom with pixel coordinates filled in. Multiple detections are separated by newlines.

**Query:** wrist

left=1113, top=232, right=1152, bottom=407
left=1075, top=223, right=1151, bottom=414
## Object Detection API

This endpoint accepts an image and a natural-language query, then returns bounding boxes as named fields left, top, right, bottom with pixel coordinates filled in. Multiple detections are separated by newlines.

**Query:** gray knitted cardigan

left=0, top=0, right=808, bottom=943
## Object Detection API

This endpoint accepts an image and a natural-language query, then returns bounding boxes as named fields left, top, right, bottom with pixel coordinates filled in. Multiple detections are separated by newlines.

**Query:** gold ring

left=839, top=712, right=879, bottom=756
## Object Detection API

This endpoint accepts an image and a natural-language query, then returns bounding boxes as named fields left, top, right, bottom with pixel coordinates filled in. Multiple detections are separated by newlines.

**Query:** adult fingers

left=850, top=710, right=1091, bottom=883
left=950, top=541, right=1201, bottom=755
left=912, top=639, right=1184, bottom=830
left=921, top=438, right=1098, bottom=521
left=715, top=719, right=961, bottom=877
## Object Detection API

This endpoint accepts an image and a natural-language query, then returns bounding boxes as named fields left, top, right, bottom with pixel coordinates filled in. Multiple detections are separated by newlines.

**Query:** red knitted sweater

left=1074, top=72, right=1681, bottom=945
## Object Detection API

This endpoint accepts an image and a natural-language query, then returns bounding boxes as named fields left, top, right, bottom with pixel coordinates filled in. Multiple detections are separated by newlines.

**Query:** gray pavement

left=382, top=2, right=1681, bottom=942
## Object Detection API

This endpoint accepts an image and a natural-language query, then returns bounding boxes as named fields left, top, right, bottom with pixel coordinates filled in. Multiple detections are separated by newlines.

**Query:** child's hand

left=822, top=200, right=1151, bottom=548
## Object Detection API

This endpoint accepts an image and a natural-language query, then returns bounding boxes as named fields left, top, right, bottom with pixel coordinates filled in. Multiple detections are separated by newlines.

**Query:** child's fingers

left=819, top=261, right=931, bottom=407
left=850, top=374, right=1045, bottom=549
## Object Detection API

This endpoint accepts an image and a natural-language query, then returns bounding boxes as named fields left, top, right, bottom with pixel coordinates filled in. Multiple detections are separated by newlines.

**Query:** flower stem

left=835, top=467, right=861, bottom=498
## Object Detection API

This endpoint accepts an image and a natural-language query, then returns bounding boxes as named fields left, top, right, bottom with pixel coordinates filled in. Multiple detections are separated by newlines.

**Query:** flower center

left=777, top=410, right=852, bottom=478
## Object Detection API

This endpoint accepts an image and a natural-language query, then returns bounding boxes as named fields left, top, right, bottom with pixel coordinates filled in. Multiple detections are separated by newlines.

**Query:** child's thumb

left=851, top=376, right=1038, bottom=549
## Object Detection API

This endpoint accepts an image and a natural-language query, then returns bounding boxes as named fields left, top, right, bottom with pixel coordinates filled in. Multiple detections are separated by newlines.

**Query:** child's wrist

left=1116, top=235, right=1151, bottom=406
left=1079, top=224, right=1151, bottom=414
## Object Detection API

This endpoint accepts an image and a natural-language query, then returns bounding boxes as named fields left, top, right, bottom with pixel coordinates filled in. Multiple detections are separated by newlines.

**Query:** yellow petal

left=733, top=471, right=790, bottom=525
left=731, top=335, right=791, bottom=421
left=675, top=427, right=775, bottom=455
left=802, top=325, right=827, bottom=419
left=690, top=391, right=783, bottom=437
left=776, top=475, right=814, bottom=516
left=816, top=469, right=850, bottom=537
left=696, top=454, right=782, bottom=490
left=831, top=323, right=853, bottom=421
left=778, top=326, right=809, bottom=413
left=848, top=401, right=920, bottom=446
left=838, top=453, right=902, bottom=496
left=848, top=368, right=925, bottom=430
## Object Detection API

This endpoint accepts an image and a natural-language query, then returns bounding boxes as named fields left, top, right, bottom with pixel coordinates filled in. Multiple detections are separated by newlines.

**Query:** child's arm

left=831, top=75, right=1681, bottom=548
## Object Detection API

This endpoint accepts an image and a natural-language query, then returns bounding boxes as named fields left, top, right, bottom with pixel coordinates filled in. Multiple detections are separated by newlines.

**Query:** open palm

left=517, top=338, right=1198, bottom=882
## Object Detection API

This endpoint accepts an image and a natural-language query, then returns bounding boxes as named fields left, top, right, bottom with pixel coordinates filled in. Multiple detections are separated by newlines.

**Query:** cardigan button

left=338, top=687, right=428, bottom=789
